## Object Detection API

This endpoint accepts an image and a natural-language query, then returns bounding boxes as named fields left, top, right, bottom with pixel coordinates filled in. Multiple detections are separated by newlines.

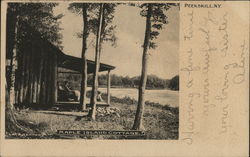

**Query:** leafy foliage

left=58, top=72, right=179, bottom=90
left=68, top=3, right=118, bottom=47
left=138, top=3, right=178, bottom=49
left=6, top=3, right=63, bottom=90
left=169, top=75, right=179, bottom=90
left=7, top=3, right=63, bottom=49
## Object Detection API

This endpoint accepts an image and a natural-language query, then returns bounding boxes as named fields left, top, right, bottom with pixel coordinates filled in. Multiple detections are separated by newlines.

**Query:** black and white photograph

left=5, top=2, right=179, bottom=139
left=1, top=0, right=249, bottom=156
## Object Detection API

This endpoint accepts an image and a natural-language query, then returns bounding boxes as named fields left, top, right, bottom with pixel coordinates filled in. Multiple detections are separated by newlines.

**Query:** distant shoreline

left=87, top=86, right=179, bottom=91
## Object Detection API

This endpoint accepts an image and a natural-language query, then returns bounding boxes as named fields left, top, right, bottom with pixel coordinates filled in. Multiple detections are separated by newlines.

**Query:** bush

left=102, top=93, right=137, bottom=105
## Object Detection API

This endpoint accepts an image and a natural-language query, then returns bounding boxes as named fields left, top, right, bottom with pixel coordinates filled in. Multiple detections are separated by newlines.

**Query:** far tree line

left=58, top=73, right=179, bottom=90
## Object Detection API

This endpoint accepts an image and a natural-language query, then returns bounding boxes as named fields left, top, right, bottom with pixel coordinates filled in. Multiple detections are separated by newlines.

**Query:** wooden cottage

left=10, top=26, right=115, bottom=108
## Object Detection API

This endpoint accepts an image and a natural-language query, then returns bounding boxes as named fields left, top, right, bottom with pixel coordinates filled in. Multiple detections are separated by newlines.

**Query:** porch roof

left=25, top=24, right=115, bottom=74
left=58, top=53, right=115, bottom=74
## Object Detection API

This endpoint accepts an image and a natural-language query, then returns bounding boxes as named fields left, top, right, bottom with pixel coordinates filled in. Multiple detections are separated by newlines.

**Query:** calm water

left=96, top=87, right=179, bottom=107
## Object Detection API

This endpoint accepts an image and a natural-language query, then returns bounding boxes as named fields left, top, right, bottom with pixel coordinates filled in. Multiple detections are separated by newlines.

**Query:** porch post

left=107, top=70, right=111, bottom=104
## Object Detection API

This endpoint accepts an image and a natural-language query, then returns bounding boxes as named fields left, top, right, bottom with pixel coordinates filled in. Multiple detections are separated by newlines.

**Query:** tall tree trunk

left=28, top=40, right=35, bottom=104
left=44, top=50, right=50, bottom=107
left=40, top=49, right=48, bottom=105
left=6, top=8, right=17, bottom=92
left=89, top=3, right=105, bottom=120
left=32, top=56, right=38, bottom=104
left=27, top=42, right=34, bottom=104
left=15, top=42, right=22, bottom=104
left=18, top=46, right=26, bottom=103
left=46, top=52, right=52, bottom=107
left=8, top=16, right=19, bottom=105
left=79, top=4, right=88, bottom=111
left=132, top=4, right=152, bottom=130
left=31, top=39, right=39, bottom=104
left=23, top=46, right=30, bottom=103
left=5, top=12, right=30, bottom=133
left=6, top=81, right=31, bottom=134
left=36, top=46, right=44, bottom=104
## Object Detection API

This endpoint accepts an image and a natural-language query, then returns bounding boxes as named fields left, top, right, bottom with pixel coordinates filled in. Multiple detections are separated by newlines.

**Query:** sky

left=54, top=3, right=179, bottom=79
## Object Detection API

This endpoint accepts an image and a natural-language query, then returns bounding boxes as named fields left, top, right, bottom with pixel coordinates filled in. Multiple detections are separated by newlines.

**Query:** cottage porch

left=12, top=25, right=115, bottom=109
left=56, top=53, right=115, bottom=108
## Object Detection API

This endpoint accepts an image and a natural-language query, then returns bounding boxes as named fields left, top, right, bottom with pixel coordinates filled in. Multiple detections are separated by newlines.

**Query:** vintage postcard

left=0, top=0, right=249, bottom=156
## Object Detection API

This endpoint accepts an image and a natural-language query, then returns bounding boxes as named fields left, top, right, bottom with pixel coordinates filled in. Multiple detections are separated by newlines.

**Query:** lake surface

left=95, top=87, right=179, bottom=107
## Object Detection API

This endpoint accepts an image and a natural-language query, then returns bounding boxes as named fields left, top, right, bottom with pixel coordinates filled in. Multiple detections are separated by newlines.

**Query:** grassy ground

left=6, top=99, right=178, bottom=139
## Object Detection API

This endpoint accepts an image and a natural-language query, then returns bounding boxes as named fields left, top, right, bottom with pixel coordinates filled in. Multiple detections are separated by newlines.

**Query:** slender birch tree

left=88, top=3, right=117, bottom=120
left=68, top=3, right=91, bottom=110
left=88, top=3, right=105, bottom=120
left=68, top=3, right=117, bottom=112
left=132, top=3, right=177, bottom=130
